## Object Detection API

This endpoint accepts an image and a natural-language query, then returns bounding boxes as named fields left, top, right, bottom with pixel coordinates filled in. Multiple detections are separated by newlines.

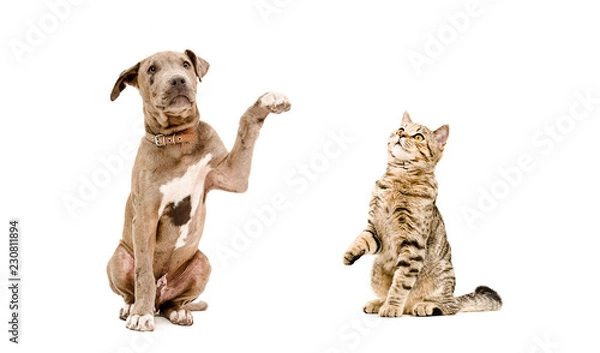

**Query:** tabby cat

left=343, top=112, right=502, bottom=317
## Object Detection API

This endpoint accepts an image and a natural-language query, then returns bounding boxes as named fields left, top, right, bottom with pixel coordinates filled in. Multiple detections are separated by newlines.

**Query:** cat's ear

left=433, top=125, right=449, bottom=149
left=401, top=111, right=412, bottom=125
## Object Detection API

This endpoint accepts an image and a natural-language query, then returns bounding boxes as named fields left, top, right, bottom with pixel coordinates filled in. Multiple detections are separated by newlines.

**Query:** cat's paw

left=343, top=248, right=365, bottom=266
left=363, top=299, right=384, bottom=314
left=412, top=302, right=443, bottom=317
left=378, top=304, right=404, bottom=318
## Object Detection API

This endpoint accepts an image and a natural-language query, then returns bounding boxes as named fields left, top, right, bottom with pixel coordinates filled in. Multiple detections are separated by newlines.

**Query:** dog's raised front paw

left=125, top=313, right=155, bottom=331
left=258, top=92, right=291, bottom=114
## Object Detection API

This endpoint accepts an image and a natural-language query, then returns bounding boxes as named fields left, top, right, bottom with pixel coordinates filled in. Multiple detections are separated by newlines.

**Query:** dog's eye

left=183, top=61, right=190, bottom=69
left=413, top=134, right=424, bottom=141
left=148, top=65, right=156, bottom=73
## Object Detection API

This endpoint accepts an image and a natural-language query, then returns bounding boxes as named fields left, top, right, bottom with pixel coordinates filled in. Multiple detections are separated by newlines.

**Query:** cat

left=343, top=112, right=502, bottom=317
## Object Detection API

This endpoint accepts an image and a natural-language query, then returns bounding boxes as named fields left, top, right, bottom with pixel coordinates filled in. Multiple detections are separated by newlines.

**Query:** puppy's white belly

left=158, top=154, right=212, bottom=249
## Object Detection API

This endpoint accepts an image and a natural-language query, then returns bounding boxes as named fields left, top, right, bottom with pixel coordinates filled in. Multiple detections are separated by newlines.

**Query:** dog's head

left=110, top=49, right=209, bottom=131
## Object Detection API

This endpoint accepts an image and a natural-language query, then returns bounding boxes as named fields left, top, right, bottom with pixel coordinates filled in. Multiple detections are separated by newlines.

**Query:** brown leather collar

left=145, top=125, right=198, bottom=147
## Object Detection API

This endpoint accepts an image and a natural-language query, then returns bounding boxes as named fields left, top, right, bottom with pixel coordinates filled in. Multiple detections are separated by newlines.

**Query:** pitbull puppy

left=106, top=49, right=290, bottom=331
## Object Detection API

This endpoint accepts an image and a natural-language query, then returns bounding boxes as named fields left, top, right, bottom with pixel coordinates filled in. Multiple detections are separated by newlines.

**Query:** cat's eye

left=413, top=134, right=424, bottom=141
left=396, top=128, right=405, bottom=135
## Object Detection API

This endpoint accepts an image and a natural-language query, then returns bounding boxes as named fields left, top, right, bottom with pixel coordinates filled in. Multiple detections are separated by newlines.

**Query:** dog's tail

left=183, top=301, right=208, bottom=311
left=455, top=286, right=502, bottom=313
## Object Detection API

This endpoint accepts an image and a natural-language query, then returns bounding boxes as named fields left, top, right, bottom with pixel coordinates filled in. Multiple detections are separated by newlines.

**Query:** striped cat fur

left=343, top=112, right=502, bottom=317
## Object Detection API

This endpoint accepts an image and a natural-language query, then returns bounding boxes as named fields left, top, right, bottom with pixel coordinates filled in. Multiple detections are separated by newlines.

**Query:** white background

left=1, top=0, right=599, bottom=352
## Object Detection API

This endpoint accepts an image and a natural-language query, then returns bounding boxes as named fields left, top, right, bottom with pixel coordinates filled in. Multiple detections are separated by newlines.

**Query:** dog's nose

left=170, top=76, right=187, bottom=87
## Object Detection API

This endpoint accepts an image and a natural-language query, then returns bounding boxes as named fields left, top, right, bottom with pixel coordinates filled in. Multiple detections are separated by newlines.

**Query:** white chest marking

left=157, top=154, right=212, bottom=249
left=174, top=223, right=190, bottom=249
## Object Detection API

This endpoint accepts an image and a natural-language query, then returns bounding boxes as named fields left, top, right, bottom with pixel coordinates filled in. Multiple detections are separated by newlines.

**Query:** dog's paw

left=166, top=308, right=194, bottom=326
left=125, top=313, right=155, bottom=331
left=378, top=304, right=404, bottom=318
left=119, top=303, right=132, bottom=321
left=258, top=92, right=291, bottom=114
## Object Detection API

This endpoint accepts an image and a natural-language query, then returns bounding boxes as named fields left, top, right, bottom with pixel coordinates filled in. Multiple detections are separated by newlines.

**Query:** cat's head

left=387, top=112, right=449, bottom=170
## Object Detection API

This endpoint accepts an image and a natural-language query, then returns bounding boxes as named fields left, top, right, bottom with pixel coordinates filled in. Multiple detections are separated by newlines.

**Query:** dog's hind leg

left=157, top=250, right=211, bottom=326
left=106, top=242, right=135, bottom=320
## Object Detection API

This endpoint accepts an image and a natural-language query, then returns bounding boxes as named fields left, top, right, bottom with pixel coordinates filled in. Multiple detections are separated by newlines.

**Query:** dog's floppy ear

left=184, top=49, right=210, bottom=82
left=110, top=62, right=140, bottom=101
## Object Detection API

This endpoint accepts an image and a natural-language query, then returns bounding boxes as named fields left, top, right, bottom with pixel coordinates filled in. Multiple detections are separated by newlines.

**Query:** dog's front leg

left=207, top=92, right=291, bottom=192
left=126, top=204, right=158, bottom=331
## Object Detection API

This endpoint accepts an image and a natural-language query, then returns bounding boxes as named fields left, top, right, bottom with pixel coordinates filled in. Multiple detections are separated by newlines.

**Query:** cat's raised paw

left=412, top=302, right=443, bottom=317
left=378, top=304, right=404, bottom=318
left=343, top=249, right=365, bottom=266
left=363, top=299, right=384, bottom=314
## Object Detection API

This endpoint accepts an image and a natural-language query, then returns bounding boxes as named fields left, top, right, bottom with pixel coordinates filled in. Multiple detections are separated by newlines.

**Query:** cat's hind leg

left=363, top=299, right=385, bottom=314
left=410, top=299, right=460, bottom=316
left=411, top=301, right=443, bottom=316
left=407, top=260, right=460, bottom=316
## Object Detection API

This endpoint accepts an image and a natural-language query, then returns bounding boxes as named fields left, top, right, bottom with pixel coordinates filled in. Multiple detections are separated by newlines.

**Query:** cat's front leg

left=343, top=229, right=381, bottom=265
left=379, top=247, right=425, bottom=317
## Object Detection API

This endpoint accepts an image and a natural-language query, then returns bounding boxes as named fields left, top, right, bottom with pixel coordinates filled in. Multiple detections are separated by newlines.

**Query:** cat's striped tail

left=455, top=286, right=502, bottom=312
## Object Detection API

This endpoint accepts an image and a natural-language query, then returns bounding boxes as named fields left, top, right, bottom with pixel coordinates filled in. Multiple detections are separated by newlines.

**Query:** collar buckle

left=154, top=134, right=166, bottom=147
